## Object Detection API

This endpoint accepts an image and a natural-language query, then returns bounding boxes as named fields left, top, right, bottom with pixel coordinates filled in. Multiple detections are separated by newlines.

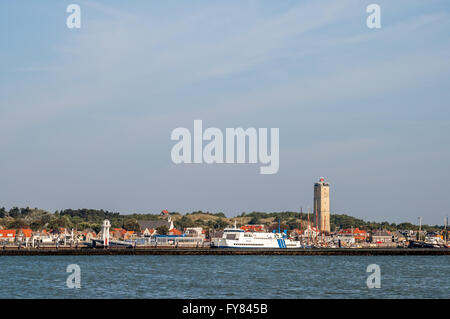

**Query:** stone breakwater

left=0, top=248, right=448, bottom=256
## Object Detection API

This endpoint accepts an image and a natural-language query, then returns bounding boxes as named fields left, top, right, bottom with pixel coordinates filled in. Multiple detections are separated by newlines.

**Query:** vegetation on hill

left=236, top=211, right=444, bottom=232
left=0, top=207, right=445, bottom=233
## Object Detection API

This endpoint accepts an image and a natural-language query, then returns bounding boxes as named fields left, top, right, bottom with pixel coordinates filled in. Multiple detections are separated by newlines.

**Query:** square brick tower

left=314, top=177, right=330, bottom=233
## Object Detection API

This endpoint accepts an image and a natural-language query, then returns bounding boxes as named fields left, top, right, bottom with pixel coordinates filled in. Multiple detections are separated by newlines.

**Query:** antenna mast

left=445, top=216, right=448, bottom=246
left=315, top=200, right=318, bottom=245
left=418, top=217, right=423, bottom=241
left=307, top=207, right=310, bottom=246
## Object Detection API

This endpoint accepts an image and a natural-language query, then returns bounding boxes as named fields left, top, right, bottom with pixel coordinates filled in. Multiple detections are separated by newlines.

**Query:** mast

left=300, top=207, right=303, bottom=243
left=418, top=216, right=423, bottom=241
left=307, top=207, right=310, bottom=246
left=300, top=206, right=303, bottom=231
left=445, top=216, right=448, bottom=246
left=315, top=200, right=318, bottom=245
left=351, top=226, right=353, bottom=246
left=315, top=199, right=318, bottom=230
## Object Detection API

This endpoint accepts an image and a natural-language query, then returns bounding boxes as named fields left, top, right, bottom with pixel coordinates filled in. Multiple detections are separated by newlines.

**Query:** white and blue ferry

left=212, top=222, right=301, bottom=248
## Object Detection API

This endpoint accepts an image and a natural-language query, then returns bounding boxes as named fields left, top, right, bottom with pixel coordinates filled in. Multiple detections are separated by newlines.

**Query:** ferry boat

left=212, top=222, right=301, bottom=248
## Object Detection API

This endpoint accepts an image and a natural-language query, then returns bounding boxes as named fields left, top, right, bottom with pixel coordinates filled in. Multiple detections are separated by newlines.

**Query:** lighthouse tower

left=314, top=177, right=331, bottom=233
left=102, top=219, right=111, bottom=247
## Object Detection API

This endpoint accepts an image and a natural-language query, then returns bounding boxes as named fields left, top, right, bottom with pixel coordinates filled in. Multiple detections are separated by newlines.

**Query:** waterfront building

left=81, top=229, right=97, bottom=242
left=150, top=227, right=205, bottom=247
left=0, top=230, right=16, bottom=243
left=184, top=227, right=205, bottom=238
left=393, top=231, right=407, bottom=243
left=142, top=228, right=156, bottom=237
left=138, top=214, right=174, bottom=235
left=111, top=229, right=136, bottom=240
left=335, top=228, right=368, bottom=242
left=31, top=230, right=54, bottom=245
left=334, top=233, right=356, bottom=246
left=371, top=230, right=393, bottom=243
left=150, top=234, right=205, bottom=247
left=314, top=177, right=331, bottom=232
left=292, top=225, right=321, bottom=242
left=169, top=228, right=182, bottom=236
left=16, top=228, right=32, bottom=244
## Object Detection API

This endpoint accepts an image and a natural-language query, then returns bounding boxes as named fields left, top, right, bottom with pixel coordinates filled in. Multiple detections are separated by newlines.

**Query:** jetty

left=0, top=247, right=448, bottom=256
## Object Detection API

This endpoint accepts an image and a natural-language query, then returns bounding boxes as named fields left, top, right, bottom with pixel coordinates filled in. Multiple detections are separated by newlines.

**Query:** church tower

left=314, top=177, right=330, bottom=233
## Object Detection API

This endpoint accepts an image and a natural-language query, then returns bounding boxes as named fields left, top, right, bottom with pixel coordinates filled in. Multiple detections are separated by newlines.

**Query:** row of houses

left=0, top=226, right=203, bottom=245
left=0, top=212, right=205, bottom=246
left=0, top=211, right=446, bottom=248
left=242, top=224, right=447, bottom=247
left=0, top=227, right=92, bottom=245
left=0, top=229, right=32, bottom=243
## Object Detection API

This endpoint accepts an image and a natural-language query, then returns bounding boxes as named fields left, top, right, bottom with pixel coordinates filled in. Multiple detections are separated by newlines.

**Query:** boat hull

left=212, top=238, right=301, bottom=249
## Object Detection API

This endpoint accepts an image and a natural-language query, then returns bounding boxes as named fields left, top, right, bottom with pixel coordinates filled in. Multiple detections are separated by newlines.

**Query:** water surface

left=0, top=256, right=448, bottom=298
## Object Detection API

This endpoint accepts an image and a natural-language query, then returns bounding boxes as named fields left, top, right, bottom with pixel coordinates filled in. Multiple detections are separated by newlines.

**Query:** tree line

left=0, top=207, right=445, bottom=233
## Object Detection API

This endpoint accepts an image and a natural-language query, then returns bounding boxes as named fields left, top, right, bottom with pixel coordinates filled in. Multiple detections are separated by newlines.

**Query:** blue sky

left=1, top=1, right=449, bottom=225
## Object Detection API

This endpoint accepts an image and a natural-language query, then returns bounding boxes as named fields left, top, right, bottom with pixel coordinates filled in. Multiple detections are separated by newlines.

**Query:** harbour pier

left=0, top=247, right=448, bottom=256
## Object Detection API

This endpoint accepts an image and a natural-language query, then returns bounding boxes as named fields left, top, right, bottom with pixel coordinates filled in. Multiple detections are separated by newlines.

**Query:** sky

left=1, top=1, right=449, bottom=225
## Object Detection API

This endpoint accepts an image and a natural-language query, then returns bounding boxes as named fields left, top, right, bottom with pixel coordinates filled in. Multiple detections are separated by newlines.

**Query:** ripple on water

left=0, top=255, right=448, bottom=298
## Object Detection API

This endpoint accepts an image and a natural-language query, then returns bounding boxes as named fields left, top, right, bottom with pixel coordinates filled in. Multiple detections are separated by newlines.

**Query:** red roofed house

left=32, top=229, right=54, bottom=245
left=123, top=231, right=136, bottom=240
left=336, top=228, right=368, bottom=242
left=17, top=228, right=33, bottom=244
left=299, top=225, right=321, bottom=239
left=109, top=228, right=125, bottom=240
left=0, top=230, right=16, bottom=242
left=169, top=228, right=182, bottom=236
left=109, top=228, right=137, bottom=240
left=79, top=229, right=97, bottom=242
left=142, top=228, right=156, bottom=237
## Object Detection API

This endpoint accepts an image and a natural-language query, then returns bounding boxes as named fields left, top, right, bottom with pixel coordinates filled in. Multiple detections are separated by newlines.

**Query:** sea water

left=0, top=255, right=448, bottom=298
